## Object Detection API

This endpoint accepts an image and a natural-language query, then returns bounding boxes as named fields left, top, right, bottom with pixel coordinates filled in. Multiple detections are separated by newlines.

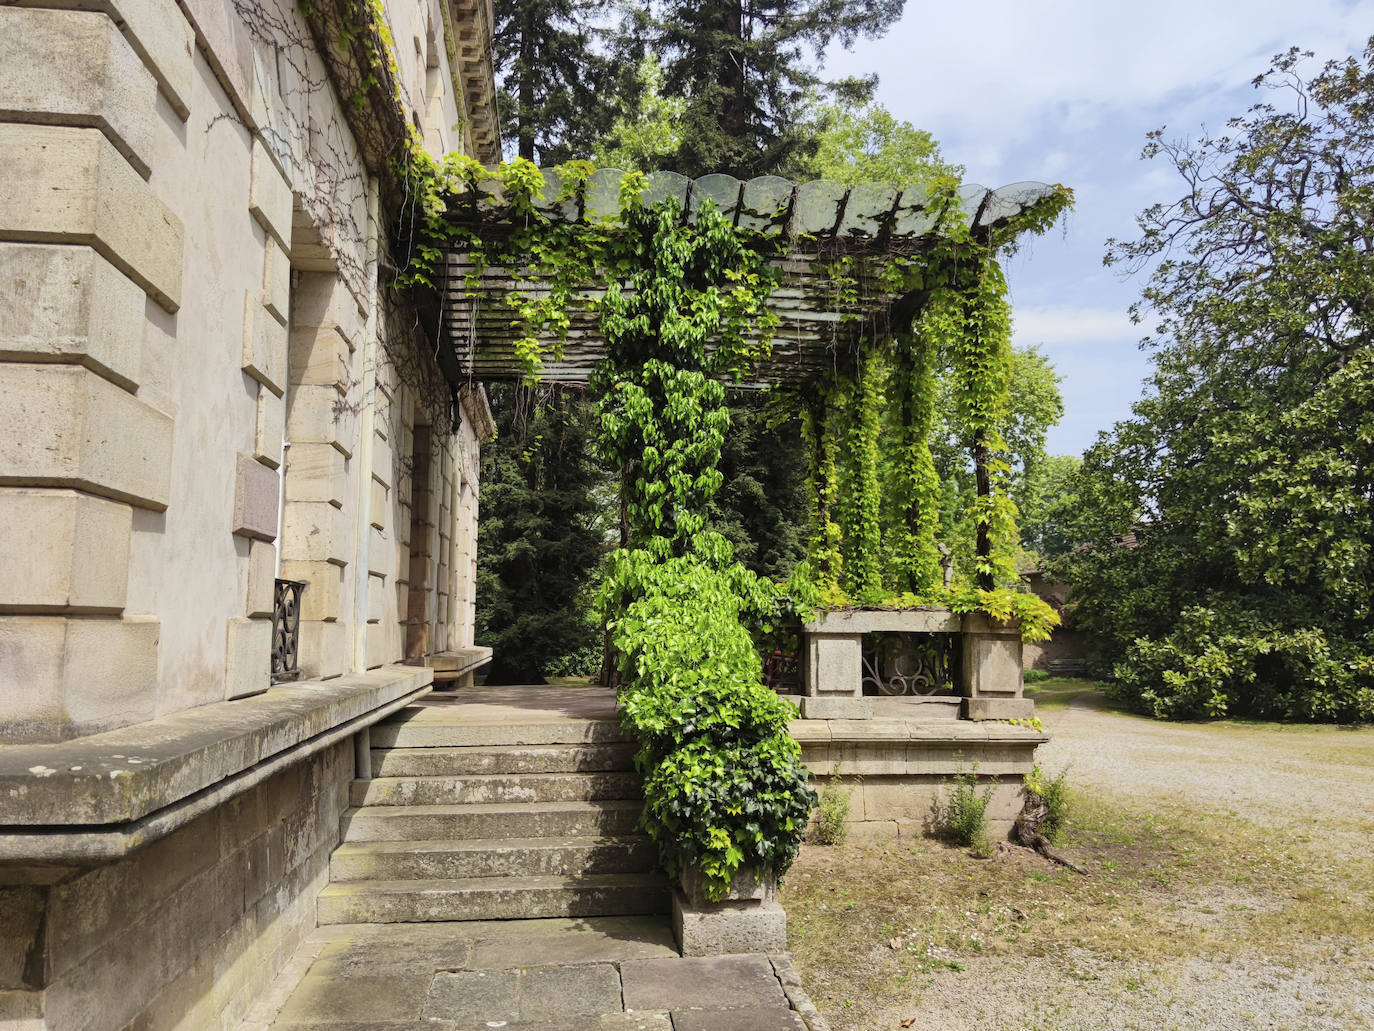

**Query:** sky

left=824, top=0, right=1373, bottom=455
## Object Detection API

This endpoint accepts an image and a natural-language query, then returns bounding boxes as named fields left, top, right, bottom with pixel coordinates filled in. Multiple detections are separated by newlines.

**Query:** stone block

left=0, top=8, right=158, bottom=178
left=799, top=695, right=872, bottom=720
left=0, top=243, right=143, bottom=390
left=242, top=291, right=287, bottom=397
left=284, top=442, right=348, bottom=508
left=964, top=696, right=1036, bottom=721
left=0, top=488, right=131, bottom=613
left=962, top=616, right=1024, bottom=697
left=280, top=561, right=342, bottom=622
left=281, top=501, right=350, bottom=566
left=805, top=607, right=961, bottom=635
left=288, top=324, right=353, bottom=392
left=0, top=363, right=172, bottom=510
left=369, top=527, right=388, bottom=577
left=255, top=383, right=285, bottom=469
left=246, top=539, right=276, bottom=618
left=232, top=453, right=280, bottom=542
left=249, top=138, right=293, bottom=250
left=363, top=622, right=389, bottom=669
left=262, top=234, right=290, bottom=325
left=13, top=0, right=196, bottom=118
left=0, top=614, right=157, bottom=740
left=285, top=384, right=354, bottom=456
left=291, top=272, right=362, bottom=342
left=804, top=631, right=862, bottom=697
left=369, top=477, right=387, bottom=531
left=225, top=616, right=271, bottom=699
left=298, top=619, right=346, bottom=680
left=371, top=433, right=393, bottom=489
left=367, top=573, right=386, bottom=624
left=0, top=124, right=182, bottom=311
left=670, top=892, right=788, bottom=957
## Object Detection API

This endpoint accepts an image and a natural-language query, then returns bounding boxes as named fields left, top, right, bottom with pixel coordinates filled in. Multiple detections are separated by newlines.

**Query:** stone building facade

left=0, top=0, right=498, bottom=1025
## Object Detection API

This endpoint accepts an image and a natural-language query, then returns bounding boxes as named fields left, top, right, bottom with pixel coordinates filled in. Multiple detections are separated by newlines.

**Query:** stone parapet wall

left=0, top=739, right=352, bottom=1031
left=793, top=717, right=1046, bottom=839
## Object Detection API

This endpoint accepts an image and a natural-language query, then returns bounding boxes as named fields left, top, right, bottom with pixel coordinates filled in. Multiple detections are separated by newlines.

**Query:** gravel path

left=842, top=694, right=1374, bottom=1031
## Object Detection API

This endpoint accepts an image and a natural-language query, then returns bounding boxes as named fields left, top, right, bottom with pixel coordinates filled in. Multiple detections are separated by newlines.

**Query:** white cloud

left=1011, top=306, right=1138, bottom=348
left=826, top=0, right=1373, bottom=180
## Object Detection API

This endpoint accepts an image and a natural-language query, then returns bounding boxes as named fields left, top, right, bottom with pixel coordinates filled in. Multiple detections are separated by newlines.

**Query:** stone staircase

left=316, top=698, right=669, bottom=925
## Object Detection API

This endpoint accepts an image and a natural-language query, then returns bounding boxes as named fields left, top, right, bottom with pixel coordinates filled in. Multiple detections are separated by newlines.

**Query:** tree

left=492, top=0, right=637, bottom=164
left=802, top=103, right=961, bottom=185
left=1060, top=40, right=1374, bottom=722
left=1018, top=454, right=1082, bottom=561
left=475, top=384, right=608, bottom=683
left=648, top=0, right=905, bottom=178
left=594, top=57, right=686, bottom=172
left=930, top=345, right=1065, bottom=579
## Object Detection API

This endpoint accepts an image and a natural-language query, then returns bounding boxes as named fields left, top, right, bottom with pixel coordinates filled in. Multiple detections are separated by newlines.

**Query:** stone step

left=316, top=873, right=670, bottom=925
left=370, top=717, right=629, bottom=749
left=371, top=741, right=638, bottom=777
left=351, top=771, right=643, bottom=807
left=341, top=799, right=644, bottom=842
left=329, top=834, right=658, bottom=881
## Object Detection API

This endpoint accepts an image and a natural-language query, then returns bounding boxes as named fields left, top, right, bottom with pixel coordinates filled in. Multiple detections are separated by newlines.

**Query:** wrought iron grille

left=860, top=632, right=959, bottom=696
left=271, top=578, right=306, bottom=684
left=761, top=649, right=801, bottom=693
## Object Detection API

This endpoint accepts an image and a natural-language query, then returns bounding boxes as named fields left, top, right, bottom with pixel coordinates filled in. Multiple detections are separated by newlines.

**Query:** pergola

left=433, top=168, right=1062, bottom=388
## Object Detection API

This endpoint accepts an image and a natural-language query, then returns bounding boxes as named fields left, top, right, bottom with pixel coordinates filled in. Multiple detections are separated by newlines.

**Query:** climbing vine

left=390, top=154, right=1071, bottom=890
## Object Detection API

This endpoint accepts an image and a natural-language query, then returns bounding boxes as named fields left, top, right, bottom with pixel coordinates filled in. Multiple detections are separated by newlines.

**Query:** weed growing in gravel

left=943, top=764, right=995, bottom=853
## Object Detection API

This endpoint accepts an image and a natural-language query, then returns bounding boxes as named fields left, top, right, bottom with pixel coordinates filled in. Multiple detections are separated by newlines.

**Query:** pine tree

left=475, top=384, right=609, bottom=683
left=651, top=0, right=906, bottom=177
left=492, top=0, right=638, bottom=164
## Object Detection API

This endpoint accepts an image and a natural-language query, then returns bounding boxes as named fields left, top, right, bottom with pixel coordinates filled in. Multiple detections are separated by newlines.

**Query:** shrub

left=543, top=645, right=603, bottom=679
left=814, top=780, right=852, bottom=845
left=943, top=764, right=995, bottom=852
left=1023, top=668, right=1051, bottom=683
left=605, top=542, right=818, bottom=900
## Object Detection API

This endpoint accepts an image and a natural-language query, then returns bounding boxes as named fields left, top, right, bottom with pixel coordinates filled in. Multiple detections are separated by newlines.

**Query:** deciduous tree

left=1060, top=40, right=1374, bottom=722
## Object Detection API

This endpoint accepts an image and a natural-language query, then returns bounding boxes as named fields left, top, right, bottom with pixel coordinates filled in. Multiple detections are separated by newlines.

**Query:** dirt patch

left=782, top=690, right=1374, bottom=1030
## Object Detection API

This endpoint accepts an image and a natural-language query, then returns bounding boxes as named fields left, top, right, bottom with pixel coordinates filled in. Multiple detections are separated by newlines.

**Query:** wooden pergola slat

left=439, top=170, right=1059, bottom=387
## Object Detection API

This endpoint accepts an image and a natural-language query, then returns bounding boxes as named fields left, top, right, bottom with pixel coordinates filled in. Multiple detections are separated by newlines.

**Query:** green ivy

left=589, top=201, right=815, bottom=900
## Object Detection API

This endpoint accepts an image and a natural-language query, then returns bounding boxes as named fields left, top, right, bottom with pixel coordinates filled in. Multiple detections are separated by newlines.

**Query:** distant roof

left=441, top=171, right=1064, bottom=387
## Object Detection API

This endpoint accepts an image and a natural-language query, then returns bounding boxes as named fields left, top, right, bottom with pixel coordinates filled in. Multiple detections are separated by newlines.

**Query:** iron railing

left=271, top=578, right=306, bottom=684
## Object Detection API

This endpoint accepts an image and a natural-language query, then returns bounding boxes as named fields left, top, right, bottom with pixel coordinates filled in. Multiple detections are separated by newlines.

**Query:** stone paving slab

left=256, top=918, right=827, bottom=1031
left=620, top=954, right=788, bottom=1013
left=425, top=963, right=623, bottom=1024
left=672, top=1006, right=808, bottom=1030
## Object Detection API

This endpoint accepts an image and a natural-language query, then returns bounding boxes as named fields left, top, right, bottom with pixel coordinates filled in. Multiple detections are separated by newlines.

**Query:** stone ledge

left=789, top=717, right=1048, bottom=746
left=427, top=646, right=493, bottom=677
left=0, top=664, right=432, bottom=839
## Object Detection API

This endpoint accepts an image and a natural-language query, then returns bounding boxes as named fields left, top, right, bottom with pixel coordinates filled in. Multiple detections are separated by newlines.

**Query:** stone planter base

left=672, top=891, right=789, bottom=957
left=673, top=867, right=788, bottom=956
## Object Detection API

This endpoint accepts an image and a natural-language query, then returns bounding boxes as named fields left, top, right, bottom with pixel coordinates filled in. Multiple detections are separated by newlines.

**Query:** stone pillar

left=800, top=613, right=872, bottom=719
left=960, top=613, right=1033, bottom=720
left=0, top=5, right=185, bottom=741
left=672, top=867, right=788, bottom=957
left=281, top=272, right=365, bottom=681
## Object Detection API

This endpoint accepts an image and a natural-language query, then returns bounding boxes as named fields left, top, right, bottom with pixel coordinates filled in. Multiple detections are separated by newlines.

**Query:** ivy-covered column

left=592, top=196, right=815, bottom=955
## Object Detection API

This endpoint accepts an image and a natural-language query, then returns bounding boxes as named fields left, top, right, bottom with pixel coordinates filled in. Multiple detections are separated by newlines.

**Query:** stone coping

left=803, top=606, right=963, bottom=634
left=428, top=646, right=493, bottom=675
left=788, top=717, right=1047, bottom=746
left=0, top=665, right=432, bottom=833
